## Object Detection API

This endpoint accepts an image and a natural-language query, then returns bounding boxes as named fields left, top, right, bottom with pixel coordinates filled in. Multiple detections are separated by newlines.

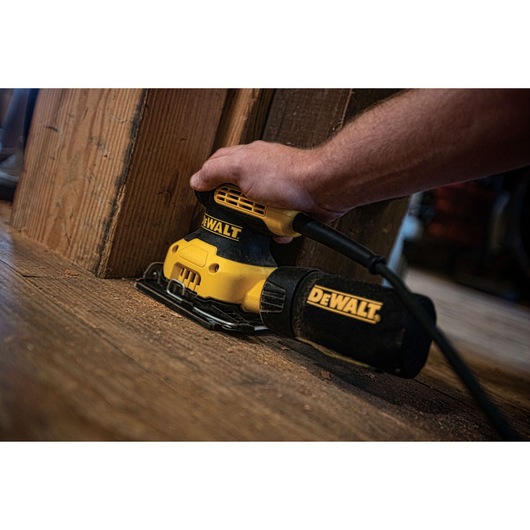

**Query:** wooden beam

left=11, top=89, right=230, bottom=277
left=11, top=89, right=146, bottom=272
left=99, top=89, right=228, bottom=278
left=212, top=88, right=274, bottom=148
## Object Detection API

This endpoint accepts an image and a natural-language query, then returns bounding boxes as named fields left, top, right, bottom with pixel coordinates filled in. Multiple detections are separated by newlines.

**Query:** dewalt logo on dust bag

left=306, top=284, right=383, bottom=324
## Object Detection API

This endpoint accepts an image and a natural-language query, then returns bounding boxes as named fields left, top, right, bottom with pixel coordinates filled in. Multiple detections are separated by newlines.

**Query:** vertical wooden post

left=11, top=89, right=230, bottom=277
left=212, top=89, right=274, bottom=148
left=98, top=89, right=229, bottom=277
left=11, top=89, right=147, bottom=273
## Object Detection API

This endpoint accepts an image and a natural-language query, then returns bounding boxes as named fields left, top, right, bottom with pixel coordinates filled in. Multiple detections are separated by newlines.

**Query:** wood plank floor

left=1, top=200, right=529, bottom=441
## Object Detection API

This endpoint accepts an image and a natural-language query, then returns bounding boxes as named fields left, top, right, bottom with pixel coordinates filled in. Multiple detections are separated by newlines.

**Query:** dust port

left=209, top=263, right=220, bottom=273
left=171, top=244, right=179, bottom=254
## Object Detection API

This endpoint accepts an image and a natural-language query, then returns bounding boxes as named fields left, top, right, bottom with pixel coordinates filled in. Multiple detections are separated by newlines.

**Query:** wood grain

left=213, top=89, right=274, bottom=148
left=100, top=89, right=228, bottom=278
left=11, top=89, right=146, bottom=272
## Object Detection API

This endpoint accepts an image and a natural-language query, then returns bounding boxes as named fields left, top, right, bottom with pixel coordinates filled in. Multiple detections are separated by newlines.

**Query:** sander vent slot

left=215, top=185, right=266, bottom=217
left=177, top=266, right=201, bottom=290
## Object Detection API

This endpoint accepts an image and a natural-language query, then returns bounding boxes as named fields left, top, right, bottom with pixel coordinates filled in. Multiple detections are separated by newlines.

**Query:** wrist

left=290, top=147, right=329, bottom=217
left=298, top=142, right=357, bottom=221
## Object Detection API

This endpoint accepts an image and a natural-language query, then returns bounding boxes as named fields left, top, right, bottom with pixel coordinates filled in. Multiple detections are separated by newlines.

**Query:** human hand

left=190, top=141, right=336, bottom=221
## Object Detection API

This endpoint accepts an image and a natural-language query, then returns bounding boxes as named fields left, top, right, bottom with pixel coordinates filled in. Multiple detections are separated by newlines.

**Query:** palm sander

left=136, top=184, right=436, bottom=378
left=135, top=184, right=523, bottom=440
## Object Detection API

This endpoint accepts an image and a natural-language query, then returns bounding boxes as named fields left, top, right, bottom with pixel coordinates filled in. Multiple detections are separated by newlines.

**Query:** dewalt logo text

left=306, top=285, right=383, bottom=324
left=201, top=214, right=243, bottom=240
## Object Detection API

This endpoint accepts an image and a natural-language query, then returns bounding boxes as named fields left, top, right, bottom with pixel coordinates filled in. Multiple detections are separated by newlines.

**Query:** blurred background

left=395, top=170, right=530, bottom=307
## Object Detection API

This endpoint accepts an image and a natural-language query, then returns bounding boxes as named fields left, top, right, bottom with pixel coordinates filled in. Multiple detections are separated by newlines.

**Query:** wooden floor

left=1, top=200, right=529, bottom=441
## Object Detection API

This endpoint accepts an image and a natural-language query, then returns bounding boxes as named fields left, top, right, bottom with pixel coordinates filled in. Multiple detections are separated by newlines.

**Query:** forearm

left=191, top=89, right=530, bottom=221
left=310, top=89, right=530, bottom=214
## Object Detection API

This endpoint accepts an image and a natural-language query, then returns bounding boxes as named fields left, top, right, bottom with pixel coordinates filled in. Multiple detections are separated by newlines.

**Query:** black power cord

left=293, top=213, right=520, bottom=441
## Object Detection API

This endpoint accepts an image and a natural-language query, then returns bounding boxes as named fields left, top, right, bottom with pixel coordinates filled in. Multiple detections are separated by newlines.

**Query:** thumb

left=190, top=156, right=235, bottom=191
left=189, top=167, right=212, bottom=191
left=191, top=145, right=248, bottom=191
left=190, top=168, right=224, bottom=192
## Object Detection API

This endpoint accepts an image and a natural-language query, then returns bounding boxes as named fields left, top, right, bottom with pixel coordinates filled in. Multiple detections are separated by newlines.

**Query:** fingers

left=190, top=146, right=245, bottom=191
left=189, top=141, right=327, bottom=219
left=189, top=168, right=213, bottom=191
left=190, top=159, right=229, bottom=191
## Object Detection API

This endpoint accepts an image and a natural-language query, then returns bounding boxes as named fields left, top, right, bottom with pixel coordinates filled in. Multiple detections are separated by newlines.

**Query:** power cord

left=293, top=213, right=520, bottom=441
